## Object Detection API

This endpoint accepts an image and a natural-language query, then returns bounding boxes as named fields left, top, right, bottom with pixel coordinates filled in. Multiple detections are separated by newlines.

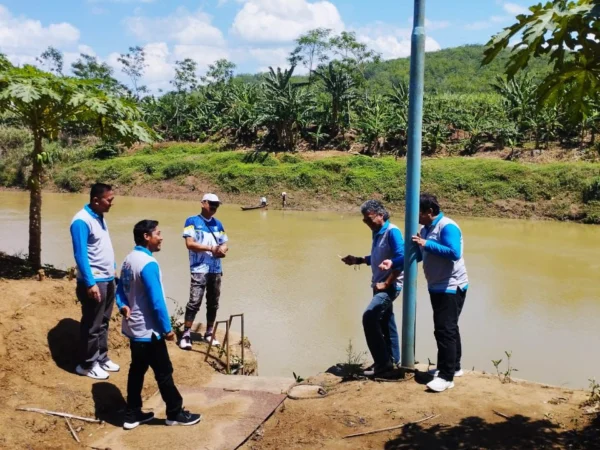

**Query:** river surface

left=1, top=191, right=599, bottom=388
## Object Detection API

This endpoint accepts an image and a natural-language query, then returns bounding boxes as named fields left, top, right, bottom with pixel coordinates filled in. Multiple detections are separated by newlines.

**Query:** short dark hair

left=90, top=183, right=112, bottom=202
left=419, top=193, right=441, bottom=215
left=133, top=220, right=159, bottom=246
left=360, top=200, right=390, bottom=221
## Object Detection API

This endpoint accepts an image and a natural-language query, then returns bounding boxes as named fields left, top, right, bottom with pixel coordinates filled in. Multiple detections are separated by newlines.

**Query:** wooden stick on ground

left=65, top=418, right=80, bottom=443
left=16, top=407, right=100, bottom=423
left=343, top=414, right=439, bottom=439
left=492, top=410, right=511, bottom=420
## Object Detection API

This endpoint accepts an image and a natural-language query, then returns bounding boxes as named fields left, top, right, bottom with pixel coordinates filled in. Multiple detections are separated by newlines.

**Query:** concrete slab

left=90, top=386, right=286, bottom=450
left=205, top=374, right=296, bottom=395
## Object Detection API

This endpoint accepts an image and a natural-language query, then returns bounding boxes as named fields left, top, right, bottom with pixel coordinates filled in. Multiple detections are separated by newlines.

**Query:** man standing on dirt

left=179, top=193, right=228, bottom=350
left=117, top=220, right=202, bottom=429
left=342, top=200, right=404, bottom=377
left=412, top=193, right=469, bottom=393
left=70, top=183, right=119, bottom=380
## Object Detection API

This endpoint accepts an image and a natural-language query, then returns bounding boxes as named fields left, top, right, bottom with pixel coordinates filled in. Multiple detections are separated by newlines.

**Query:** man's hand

left=378, top=259, right=393, bottom=271
left=87, top=285, right=101, bottom=303
left=120, top=306, right=131, bottom=320
left=341, top=255, right=358, bottom=266
left=375, top=282, right=389, bottom=292
left=165, top=331, right=176, bottom=341
left=412, top=235, right=426, bottom=248
left=213, top=245, right=227, bottom=258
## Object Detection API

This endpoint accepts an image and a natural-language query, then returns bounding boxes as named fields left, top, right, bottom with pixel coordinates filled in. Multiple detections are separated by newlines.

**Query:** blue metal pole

left=401, top=0, right=426, bottom=369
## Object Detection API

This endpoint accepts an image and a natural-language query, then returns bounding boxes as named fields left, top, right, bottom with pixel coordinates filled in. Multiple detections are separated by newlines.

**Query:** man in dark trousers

left=413, top=193, right=469, bottom=393
left=70, top=183, right=119, bottom=380
left=342, top=200, right=404, bottom=377
left=116, top=220, right=202, bottom=429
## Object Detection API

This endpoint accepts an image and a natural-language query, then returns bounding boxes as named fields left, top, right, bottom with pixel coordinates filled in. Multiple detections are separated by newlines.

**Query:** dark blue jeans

left=363, top=288, right=400, bottom=369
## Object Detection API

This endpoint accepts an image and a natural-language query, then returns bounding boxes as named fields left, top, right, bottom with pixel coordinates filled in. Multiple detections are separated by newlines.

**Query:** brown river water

left=1, top=191, right=599, bottom=388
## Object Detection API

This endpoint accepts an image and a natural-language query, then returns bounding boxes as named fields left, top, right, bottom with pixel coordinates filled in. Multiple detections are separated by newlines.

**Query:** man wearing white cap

left=180, top=193, right=229, bottom=349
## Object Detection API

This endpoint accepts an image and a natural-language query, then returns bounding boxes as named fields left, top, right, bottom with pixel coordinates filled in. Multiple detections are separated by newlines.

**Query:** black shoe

left=123, top=410, right=155, bottom=430
left=166, top=408, right=202, bottom=426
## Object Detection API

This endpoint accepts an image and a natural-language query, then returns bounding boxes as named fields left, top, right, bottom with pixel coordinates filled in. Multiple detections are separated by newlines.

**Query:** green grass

left=4, top=141, right=600, bottom=222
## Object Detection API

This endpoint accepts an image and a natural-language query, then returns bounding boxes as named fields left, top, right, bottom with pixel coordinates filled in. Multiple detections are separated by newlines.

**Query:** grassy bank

left=3, top=141, right=600, bottom=222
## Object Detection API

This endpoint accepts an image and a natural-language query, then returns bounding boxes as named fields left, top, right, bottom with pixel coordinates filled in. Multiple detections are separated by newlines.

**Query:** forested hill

left=237, top=44, right=553, bottom=94
left=364, top=44, right=553, bottom=94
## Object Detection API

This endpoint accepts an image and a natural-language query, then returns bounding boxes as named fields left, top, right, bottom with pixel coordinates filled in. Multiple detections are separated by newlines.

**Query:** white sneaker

left=428, top=369, right=464, bottom=377
left=179, top=334, right=192, bottom=350
left=204, top=334, right=220, bottom=347
left=100, top=360, right=120, bottom=372
left=76, top=363, right=109, bottom=380
left=427, top=376, right=454, bottom=392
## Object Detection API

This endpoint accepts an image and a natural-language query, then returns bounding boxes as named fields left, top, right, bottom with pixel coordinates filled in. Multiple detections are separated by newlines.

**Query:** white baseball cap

left=202, top=193, right=221, bottom=203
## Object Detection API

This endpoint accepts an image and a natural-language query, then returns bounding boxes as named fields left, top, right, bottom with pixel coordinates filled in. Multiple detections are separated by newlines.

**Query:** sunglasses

left=207, top=201, right=220, bottom=208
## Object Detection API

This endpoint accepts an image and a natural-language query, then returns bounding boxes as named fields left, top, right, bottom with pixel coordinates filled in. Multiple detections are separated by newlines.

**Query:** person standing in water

left=180, top=194, right=229, bottom=349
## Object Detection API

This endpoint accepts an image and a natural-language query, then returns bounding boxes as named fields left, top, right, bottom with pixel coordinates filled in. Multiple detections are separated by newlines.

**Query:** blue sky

left=0, top=0, right=530, bottom=90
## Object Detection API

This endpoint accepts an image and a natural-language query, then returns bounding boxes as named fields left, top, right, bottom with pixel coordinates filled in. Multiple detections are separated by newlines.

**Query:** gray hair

left=360, top=200, right=390, bottom=221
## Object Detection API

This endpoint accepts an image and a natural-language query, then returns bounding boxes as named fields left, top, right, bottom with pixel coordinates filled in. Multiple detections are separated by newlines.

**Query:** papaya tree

left=0, top=65, right=157, bottom=268
left=483, top=0, right=600, bottom=123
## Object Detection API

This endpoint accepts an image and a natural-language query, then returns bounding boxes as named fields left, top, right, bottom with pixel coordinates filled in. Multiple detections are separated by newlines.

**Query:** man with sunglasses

left=180, top=194, right=229, bottom=350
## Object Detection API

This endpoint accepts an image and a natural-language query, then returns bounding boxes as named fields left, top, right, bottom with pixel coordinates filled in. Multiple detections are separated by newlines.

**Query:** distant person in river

left=179, top=193, right=229, bottom=350
left=412, top=193, right=469, bottom=393
left=260, top=196, right=268, bottom=207
left=281, top=192, right=287, bottom=208
left=341, top=200, right=404, bottom=377
left=70, top=183, right=120, bottom=380
left=116, top=220, right=202, bottom=429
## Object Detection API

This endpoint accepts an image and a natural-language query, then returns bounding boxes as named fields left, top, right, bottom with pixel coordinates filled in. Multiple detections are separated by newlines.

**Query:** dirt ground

left=0, top=267, right=247, bottom=450
left=0, top=261, right=598, bottom=450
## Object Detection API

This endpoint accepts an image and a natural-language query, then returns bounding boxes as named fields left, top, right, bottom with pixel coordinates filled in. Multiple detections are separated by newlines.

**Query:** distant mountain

left=364, top=44, right=552, bottom=94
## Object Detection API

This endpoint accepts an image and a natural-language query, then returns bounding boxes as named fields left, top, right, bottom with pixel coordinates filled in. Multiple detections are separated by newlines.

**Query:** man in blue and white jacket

left=70, top=183, right=119, bottom=380
left=413, top=193, right=469, bottom=393
left=116, top=220, right=201, bottom=429
left=343, top=200, right=404, bottom=377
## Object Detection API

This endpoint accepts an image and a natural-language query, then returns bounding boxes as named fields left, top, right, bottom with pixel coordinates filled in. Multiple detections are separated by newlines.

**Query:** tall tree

left=0, top=65, right=157, bottom=268
left=289, top=28, right=332, bottom=82
left=313, top=62, right=356, bottom=135
left=71, top=53, right=126, bottom=95
left=201, top=59, right=236, bottom=85
left=171, top=58, right=198, bottom=92
left=36, top=46, right=64, bottom=75
left=118, top=46, right=147, bottom=98
left=483, top=0, right=600, bottom=121
left=329, top=31, right=381, bottom=79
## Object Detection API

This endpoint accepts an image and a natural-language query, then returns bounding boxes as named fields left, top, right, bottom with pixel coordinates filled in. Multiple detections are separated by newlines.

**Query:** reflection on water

left=0, top=191, right=599, bottom=388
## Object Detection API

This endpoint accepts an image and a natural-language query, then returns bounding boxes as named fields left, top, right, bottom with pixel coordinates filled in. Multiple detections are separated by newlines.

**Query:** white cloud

left=355, top=23, right=441, bottom=60
left=124, top=8, right=226, bottom=46
left=0, top=5, right=80, bottom=66
left=232, top=0, right=344, bottom=43
left=503, top=3, right=529, bottom=16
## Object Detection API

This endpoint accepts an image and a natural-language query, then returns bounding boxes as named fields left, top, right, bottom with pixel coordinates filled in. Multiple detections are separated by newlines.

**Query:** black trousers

left=77, top=281, right=115, bottom=368
left=127, top=336, right=183, bottom=419
left=430, top=288, right=467, bottom=382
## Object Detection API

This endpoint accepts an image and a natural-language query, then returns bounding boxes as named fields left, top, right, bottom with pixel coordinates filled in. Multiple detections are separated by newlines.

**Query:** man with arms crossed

left=180, top=193, right=228, bottom=349
left=117, top=220, right=202, bottom=429
left=70, top=183, right=119, bottom=380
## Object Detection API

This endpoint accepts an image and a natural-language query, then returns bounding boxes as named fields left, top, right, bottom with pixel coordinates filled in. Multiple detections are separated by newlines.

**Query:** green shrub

left=583, top=178, right=600, bottom=203
left=55, top=170, right=85, bottom=192
left=162, top=161, right=196, bottom=178
left=91, top=142, right=121, bottom=160
left=0, top=127, right=32, bottom=151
